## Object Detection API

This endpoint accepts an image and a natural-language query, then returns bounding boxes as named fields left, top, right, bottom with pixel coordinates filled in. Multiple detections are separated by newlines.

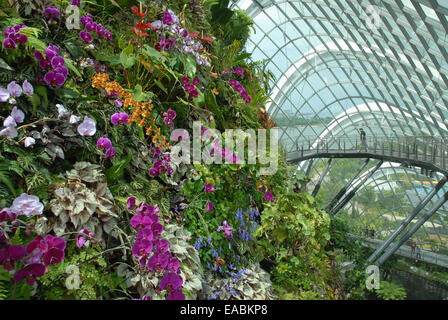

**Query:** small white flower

left=56, top=103, right=70, bottom=118
left=3, top=116, right=16, bottom=128
left=24, top=137, right=35, bottom=147
left=0, top=88, right=10, bottom=102
left=77, top=116, right=96, bottom=136
left=0, top=126, right=18, bottom=139
left=69, top=115, right=81, bottom=124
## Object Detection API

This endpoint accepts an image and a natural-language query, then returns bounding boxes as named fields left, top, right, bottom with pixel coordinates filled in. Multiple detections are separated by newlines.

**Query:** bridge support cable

left=375, top=188, right=448, bottom=266
left=305, top=159, right=314, bottom=177
left=330, top=160, right=384, bottom=216
left=325, top=158, right=370, bottom=213
left=367, top=176, right=448, bottom=264
left=311, top=158, right=333, bottom=197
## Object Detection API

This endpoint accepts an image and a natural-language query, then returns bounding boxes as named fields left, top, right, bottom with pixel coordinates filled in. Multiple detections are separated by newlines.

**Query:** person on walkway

left=416, top=246, right=422, bottom=259
left=359, top=128, right=368, bottom=152
left=410, top=241, right=416, bottom=255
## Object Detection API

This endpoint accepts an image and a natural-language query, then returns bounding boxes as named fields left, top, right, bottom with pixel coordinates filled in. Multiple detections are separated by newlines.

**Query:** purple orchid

left=44, top=6, right=61, bottom=20
left=0, top=244, right=25, bottom=270
left=166, top=288, right=185, bottom=300
left=110, top=112, right=129, bottom=125
left=0, top=208, right=17, bottom=222
left=167, top=257, right=180, bottom=273
left=132, top=239, right=153, bottom=266
left=76, top=228, right=95, bottom=248
left=44, top=71, right=65, bottom=88
left=206, top=201, right=213, bottom=213
left=104, top=146, right=116, bottom=160
left=147, top=251, right=170, bottom=272
left=97, top=136, right=112, bottom=150
left=114, top=99, right=123, bottom=108
left=155, top=239, right=170, bottom=254
left=13, top=263, right=46, bottom=285
left=130, top=214, right=154, bottom=229
left=263, top=189, right=275, bottom=202
left=151, top=222, right=163, bottom=237
left=204, top=183, right=214, bottom=194
left=160, top=272, right=183, bottom=292
left=80, top=30, right=93, bottom=43
left=127, top=197, right=136, bottom=210
left=162, top=11, right=173, bottom=25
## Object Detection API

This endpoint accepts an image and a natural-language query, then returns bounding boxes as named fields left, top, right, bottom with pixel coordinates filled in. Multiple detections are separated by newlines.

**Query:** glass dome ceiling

left=230, top=0, right=448, bottom=256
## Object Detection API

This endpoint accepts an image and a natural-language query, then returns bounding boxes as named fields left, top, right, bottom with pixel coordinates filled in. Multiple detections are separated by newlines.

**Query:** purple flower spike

left=72, top=0, right=81, bottom=6
left=192, top=77, right=200, bottom=86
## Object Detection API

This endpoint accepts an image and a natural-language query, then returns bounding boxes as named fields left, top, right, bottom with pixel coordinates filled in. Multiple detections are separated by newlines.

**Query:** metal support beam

left=305, top=159, right=314, bottom=177
left=331, top=160, right=383, bottom=216
left=312, top=158, right=333, bottom=197
left=325, top=158, right=370, bottom=213
left=367, top=176, right=448, bottom=264
left=375, top=188, right=448, bottom=266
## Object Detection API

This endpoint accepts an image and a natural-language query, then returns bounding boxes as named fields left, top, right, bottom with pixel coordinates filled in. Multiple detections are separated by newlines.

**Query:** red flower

left=189, top=32, right=199, bottom=39
left=132, top=27, right=150, bottom=38
left=131, top=4, right=147, bottom=18
left=136, top=20, right=152, bottom=31
left=199, top=36, right=213, bottom=44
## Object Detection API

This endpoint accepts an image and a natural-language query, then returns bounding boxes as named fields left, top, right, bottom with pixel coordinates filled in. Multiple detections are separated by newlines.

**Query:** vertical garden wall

left=0, top=0, right=348, bottom=300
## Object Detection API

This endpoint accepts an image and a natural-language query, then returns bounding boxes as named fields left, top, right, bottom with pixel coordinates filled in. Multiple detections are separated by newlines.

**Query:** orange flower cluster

left=91, top=73, right=169, bottom=150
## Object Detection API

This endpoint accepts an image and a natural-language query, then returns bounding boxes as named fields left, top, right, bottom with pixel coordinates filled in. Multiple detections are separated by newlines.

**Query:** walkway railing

left=287, top=135, right=448, bottom=172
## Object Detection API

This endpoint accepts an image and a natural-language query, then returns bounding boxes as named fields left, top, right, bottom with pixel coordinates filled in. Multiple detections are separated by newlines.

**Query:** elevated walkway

left=286, top=136, right=448, bottom=175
